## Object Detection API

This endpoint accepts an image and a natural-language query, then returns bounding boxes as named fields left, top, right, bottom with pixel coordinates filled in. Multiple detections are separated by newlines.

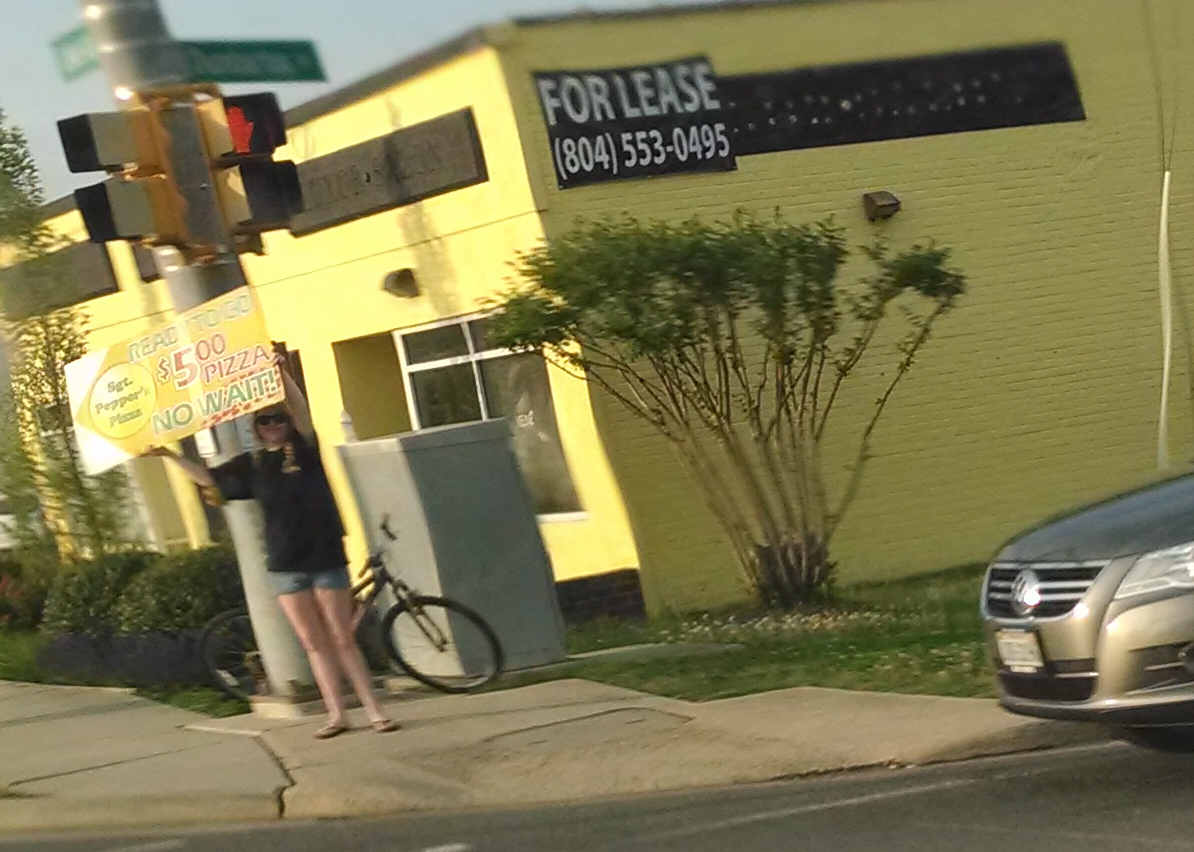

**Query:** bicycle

left=199, top=515, right=504, bottom=700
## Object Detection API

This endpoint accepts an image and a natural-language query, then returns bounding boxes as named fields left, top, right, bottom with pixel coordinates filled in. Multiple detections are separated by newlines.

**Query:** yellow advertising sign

left=66, top=287, right=283, bottom=474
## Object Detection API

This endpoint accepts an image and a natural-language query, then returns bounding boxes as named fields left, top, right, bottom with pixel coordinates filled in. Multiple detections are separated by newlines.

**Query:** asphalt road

left=6, top=740, right=1194, bottom=852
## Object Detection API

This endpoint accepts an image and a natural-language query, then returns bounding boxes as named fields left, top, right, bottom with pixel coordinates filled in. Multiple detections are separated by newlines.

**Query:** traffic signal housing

left=57, top=109, right=187, bottom=245
left=199, top=93, right=304, bottom=237
left=58, top=112, right=162, bottom=174
left=73, top=176, right=184, bottom=244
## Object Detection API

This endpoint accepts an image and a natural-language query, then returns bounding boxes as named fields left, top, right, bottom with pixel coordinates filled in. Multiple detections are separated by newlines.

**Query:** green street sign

left=49, top=28, right=323, bottom=85
left=51, top=25, right=100, bottom=82
left=181, top=40, right=326, bottom=83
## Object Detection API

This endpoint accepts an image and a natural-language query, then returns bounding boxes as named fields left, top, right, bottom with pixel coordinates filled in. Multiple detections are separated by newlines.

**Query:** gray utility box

left=337, top=420, right=566, bottom=671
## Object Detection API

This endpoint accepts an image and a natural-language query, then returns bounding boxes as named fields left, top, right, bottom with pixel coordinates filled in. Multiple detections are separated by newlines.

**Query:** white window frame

left=394, top=314, right=587, bottom=522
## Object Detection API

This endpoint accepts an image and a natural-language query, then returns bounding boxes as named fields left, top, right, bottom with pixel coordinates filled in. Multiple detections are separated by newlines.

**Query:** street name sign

left=51, top=25, right=100, bottom=82
left=182, top=40, right=326, bottom=83
left=50, top=29, right=324, bottom=84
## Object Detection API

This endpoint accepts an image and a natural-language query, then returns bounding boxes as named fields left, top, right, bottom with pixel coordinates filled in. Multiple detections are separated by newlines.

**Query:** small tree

left=488, top=212, right=966, bottom=608
left=0, top=389, right=56, bottom=563
left=0, top=108, right=132, bottom=568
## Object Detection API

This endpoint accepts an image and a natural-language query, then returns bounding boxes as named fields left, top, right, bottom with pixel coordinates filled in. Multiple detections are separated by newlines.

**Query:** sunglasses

left=254, top=413, right=290, bottom=426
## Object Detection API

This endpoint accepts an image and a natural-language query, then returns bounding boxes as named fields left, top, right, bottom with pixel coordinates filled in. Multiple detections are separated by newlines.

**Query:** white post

left=1158, top=170, right=1174, bottom=470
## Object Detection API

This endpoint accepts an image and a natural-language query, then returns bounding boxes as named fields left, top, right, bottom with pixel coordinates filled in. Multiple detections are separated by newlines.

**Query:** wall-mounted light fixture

left=382, top=268, right=419, bottom=298
left=862, top=190, right=902, bottom=221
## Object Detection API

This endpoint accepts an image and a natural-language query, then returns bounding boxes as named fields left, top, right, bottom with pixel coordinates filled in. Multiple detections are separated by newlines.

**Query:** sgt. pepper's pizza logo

left=87, top=363, right=157, bottom=440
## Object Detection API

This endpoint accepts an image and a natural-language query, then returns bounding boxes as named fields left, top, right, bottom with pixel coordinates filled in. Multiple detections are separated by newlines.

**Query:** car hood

left=997, top=473, right=1194, bottom=562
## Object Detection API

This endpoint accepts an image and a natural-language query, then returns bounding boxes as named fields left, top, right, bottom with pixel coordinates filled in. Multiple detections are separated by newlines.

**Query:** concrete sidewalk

left=0, top=677, right=1105, bottom=831
left=0, top=681, right=288, bottom=832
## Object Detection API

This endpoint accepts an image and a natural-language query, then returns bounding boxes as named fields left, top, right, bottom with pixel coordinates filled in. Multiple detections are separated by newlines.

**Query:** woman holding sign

left=148, top=348, right=399, bottom=739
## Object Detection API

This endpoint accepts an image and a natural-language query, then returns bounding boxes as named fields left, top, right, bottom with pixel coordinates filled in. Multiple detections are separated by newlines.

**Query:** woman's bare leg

left=313, top=586, right=390, bottom=723
left=277, top=590, right=347, bottom=726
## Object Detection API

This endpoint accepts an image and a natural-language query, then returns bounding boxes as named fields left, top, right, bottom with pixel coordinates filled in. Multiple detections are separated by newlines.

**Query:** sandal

left=314, top=722, right=349, bottom=740
left=370, top=718, right=400, bottom=733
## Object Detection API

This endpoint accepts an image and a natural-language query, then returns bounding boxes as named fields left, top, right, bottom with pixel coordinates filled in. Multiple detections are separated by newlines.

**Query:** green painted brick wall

left=495, top=0, right=1194, bottom=611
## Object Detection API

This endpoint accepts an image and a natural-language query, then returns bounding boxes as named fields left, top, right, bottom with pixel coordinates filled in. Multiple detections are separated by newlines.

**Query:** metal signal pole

left=76, top=0, right=311, bottom=698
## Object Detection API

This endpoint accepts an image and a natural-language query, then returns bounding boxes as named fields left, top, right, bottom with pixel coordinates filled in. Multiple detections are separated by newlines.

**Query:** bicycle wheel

left=353, top=603, right=393, bottom=673
left=199, top=609, right=265, bottom=700
left=380, top=596, right=503, bottom=693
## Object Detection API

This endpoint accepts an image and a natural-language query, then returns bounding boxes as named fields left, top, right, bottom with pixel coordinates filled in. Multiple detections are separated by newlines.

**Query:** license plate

left=996, top=630, right=1044, bottom=673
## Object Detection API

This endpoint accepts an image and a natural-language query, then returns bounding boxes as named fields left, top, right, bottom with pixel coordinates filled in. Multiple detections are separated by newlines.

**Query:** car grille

left=985, top=560, right=1108, bottom=619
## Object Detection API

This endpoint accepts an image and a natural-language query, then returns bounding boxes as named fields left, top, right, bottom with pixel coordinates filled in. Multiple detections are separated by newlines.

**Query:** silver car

left=981, top=474, right=1194, bottom=751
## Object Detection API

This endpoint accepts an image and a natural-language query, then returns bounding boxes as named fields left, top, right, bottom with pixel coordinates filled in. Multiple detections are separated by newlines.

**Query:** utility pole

left=74, top=0, right=311, bottom=697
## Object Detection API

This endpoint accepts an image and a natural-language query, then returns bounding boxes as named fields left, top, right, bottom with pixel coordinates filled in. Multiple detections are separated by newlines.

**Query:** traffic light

left=57, top=109, right=187, bottom=245
left=198, top=93, right=303, bottom=236
left=73, top=176, right=184, bottom=244
left=57, top=112, right=161, bottom=174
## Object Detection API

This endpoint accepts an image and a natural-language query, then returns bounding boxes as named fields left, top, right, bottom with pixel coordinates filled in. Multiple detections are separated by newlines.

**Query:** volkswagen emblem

left=1011, top=568, right=1043, bottom=617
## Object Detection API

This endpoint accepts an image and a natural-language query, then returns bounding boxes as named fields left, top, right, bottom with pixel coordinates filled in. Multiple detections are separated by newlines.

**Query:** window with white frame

left=395, top=317, right=583, bottom=517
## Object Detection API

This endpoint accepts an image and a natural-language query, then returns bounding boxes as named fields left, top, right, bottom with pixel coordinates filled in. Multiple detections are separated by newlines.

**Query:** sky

left=1, top=0, right=712, bottom=202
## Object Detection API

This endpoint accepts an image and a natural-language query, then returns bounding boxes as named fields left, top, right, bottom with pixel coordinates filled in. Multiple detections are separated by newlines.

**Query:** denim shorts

left=267, top=565, right=351, bottom=596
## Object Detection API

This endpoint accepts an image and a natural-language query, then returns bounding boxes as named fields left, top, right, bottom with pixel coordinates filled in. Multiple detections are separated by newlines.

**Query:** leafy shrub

left=0, top=554, right=53, bottom=631
left=114, top=546, right=245, bottom=634
left=0, top=572, right=48, bottom=631
left=36, top=630, right=208, bottom=687
left=490, top=212, right=965, bottom=607
left=0, top=573, right=20, bottom=628
left=41, top=551, right=159, bottom=636
left=0, top=630, right=49, bottom=682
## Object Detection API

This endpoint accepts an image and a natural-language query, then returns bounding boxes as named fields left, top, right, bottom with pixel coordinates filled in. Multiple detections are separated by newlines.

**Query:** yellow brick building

left=17, top=0, right=1194, bottom=613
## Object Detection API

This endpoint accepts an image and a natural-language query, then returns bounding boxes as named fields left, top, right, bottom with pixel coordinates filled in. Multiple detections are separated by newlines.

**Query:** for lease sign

left=65, top=287, right=283, bottom=474
left=533, top=56, right=737, bottom=189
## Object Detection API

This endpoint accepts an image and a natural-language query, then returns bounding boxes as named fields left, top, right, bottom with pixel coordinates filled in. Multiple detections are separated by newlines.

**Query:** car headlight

left=1115, top=543, right=1194, bottom=599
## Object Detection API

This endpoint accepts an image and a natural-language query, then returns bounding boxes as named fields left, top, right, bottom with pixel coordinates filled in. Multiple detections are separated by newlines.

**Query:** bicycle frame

left=350, top=525, right=452, bottom=652
left=349, top=554, right=402, bottom=629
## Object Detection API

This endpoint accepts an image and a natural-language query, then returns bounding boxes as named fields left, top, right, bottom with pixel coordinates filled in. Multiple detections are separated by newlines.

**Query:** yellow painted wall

left=331, top=332, right=411, bottom=440
left=46, top=43, right=639, bottom=583
left=493, top=0, right=1194, bottom=610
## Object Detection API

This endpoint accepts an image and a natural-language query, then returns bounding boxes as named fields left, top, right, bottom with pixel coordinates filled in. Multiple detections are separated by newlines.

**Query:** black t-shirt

left=211, top=434, right=347, bottom=573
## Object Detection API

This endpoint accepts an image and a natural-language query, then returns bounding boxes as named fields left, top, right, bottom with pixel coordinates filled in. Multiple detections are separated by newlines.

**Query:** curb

left=912, top=719, right=1111, bottom=766
left=280, top=718, right=1110, bottom=821
left=0, top=724, right=1110, bottom=830
left=0, top=793, right=280, bottom=833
